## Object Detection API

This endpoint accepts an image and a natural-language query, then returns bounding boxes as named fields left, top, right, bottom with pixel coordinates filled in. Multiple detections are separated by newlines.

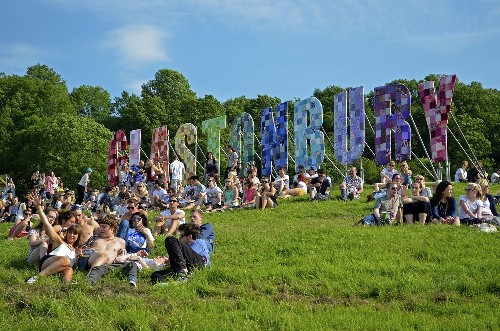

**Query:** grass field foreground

left=0, top=183, right=499, bottom=330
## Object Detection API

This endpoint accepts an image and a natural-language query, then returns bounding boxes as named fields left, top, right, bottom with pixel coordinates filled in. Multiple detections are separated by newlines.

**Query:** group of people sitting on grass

left=360, top=160, right=499, bottom=226
left=2, top=156, right=499, bottom=285
left=2, top=186, right=214, bottom=286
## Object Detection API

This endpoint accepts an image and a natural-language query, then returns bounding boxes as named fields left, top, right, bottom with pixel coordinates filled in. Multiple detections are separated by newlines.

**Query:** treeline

left=1, top=65, right=499, bottom=193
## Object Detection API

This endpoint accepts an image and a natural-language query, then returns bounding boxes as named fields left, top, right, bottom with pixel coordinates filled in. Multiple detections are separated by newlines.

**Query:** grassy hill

left=1, top=183, right=499, bottom=330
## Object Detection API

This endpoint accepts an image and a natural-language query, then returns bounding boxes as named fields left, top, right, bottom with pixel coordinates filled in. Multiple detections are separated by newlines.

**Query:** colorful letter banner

left=419, top=75, right=457, bottom=162
left=294, top=97, right=325, bottom=171
left=175, top=123, right=197, bottom=178
left=373, top=84, right=411, bottom=165
left=150, top=125, right=169, bottom=179
left=333, top=87, right=365, bottom=165
left=129, top=129, right=141, bottom=166
left=201, top=115, right=227, bottom=173
left=261, top=102, right=288, bottom=176
left=230, top=112, right=254, bottom=176
left=108, top=130, right=128, bottom=186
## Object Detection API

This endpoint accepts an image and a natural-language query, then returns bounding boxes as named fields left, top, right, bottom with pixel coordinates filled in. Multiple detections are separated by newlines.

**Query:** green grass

left=1, top=183, right=499, bottom=330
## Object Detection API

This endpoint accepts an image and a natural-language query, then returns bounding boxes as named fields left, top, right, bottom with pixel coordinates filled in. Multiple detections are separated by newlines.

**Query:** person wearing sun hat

left=76, top=167, right=93, bottom=205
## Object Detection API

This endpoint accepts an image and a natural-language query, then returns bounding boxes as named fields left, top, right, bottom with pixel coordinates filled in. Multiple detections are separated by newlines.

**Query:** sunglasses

left=127, top=206, right=135, bottom=210
left=465, top=188, right=475, bottom=192
left=132, top=217, right=142, bottom=222
left=170, top=200, right=178, bottom=203
left=390, top=187, right=398, bottom=191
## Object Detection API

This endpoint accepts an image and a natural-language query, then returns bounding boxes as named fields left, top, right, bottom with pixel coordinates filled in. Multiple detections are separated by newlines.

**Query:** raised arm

left=33, top=195, right=63, bottom=246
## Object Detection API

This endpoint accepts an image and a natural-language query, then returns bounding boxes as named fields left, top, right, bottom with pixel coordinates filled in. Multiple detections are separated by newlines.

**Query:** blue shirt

left=200, top=223, right=215, bottom=253
left=190, top=239, right=210, bottom=267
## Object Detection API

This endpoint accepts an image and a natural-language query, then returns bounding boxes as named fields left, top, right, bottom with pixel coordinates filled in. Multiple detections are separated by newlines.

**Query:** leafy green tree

left=7, top=113, right=112, bottom=193
left=70, top=85, right=112, bottom=122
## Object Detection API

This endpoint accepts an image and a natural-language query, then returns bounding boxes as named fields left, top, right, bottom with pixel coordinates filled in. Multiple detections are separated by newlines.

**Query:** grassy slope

left=0, top=183, right=499, bottom=331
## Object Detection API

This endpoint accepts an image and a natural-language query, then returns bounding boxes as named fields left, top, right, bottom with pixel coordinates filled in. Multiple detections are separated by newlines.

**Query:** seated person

left=26, top=208, right=58, bottom=265
left=202, top=176, right=223, bottom=212
left=458, top=183, right=483, bottom=225
left=255, top=176, right=277, bottom=209
left=189, top=208, right=215, bottom=253
left=477, top=179, right=498, bottom=223
left=309, top=169, right=331, bottom=200
left=150, top=223, right=210, bottom=284
left=241, top=179, right=257, bottom=208
left=339, top=166, right=363, bottom=201
left=27, top=196, right=84, bottom=284
left=454, top=160, right=468, bottom=183
left=402, top=181, right=429, bottom=224
left=467, top=162, right=487, bottom=183
left=153, top=197, right=186, bottom=236
left=430, top=181, right=460, bottom=225
left=274, top=168, right=289, bottom=195
left=361, top=182, right=403, bottom=225
left=414, top=175, right=433, bottom=197
left=117, top=212, right=155, bottom=253
left=184, top=176, right=206, bottom=210
left=400, top=161, right=413, bottom=186
left=490, top=169, right=500, bottom=183
left=222, top=178, right=239, bottom=210
left=282, top=173, right=308, bottom=198
left=151, top=180, right=168, bottom=208
left=72, top=204, right=99, bottom=245
left=292, top=165, right=308, bottom=188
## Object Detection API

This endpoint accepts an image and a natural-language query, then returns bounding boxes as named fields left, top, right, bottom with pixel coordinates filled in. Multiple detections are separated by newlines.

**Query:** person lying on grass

left=27, top=194, right=84, bottom=284
left=75, top=214, right=124, bottom=273
left=150, top=223, right=210, bottom=284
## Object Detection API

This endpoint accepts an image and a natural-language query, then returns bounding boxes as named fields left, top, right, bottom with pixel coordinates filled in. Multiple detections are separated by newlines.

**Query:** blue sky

left=1, top=0, right=499, bottom=103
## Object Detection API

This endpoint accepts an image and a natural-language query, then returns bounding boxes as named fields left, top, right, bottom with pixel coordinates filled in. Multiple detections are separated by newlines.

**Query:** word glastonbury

left=108, top=75, right=456, bottom=185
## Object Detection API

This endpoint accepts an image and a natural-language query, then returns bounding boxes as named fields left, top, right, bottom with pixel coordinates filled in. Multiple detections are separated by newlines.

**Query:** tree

left=6, top=113, right=112, bottom=193
left=70, top=85, right=112, bottom=122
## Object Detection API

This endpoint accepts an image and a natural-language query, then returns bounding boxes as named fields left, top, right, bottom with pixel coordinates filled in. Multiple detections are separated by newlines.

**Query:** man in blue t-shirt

left=189, top=208, right=215, bottom=253
left=150, top=223, right=210, bottom=284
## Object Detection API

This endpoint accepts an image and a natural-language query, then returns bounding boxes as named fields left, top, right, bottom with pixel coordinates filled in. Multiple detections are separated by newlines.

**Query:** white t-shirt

left=78, top=173, right=89, bottom=186
left=455, top=168, right=467, bottom=182
left=381, top=168, right=398, bottom=183
left=160, top=209, right=186, bottom=228
left=152, top=187, right=167, bottom=200
left=458, top=195, right=483, bottom=219
left=170, top=160, right=185, bottom=181
left=491, top=172, right=499, bottom=183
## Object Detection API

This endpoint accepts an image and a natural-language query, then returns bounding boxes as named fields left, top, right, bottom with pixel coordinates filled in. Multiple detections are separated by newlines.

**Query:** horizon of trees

left=1, top=64, right=499, bottom=194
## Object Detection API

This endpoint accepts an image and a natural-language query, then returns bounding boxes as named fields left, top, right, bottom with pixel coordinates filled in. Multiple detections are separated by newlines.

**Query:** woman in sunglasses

left=476, top=179, right=498, bottom=223
left=117, top=212, right=154, bottom=254
left=255, top=176, right=277, bottom=210
left=458, top=183, right=483, bottom=225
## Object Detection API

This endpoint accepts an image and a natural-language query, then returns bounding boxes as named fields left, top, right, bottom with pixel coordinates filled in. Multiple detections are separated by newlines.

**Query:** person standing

left=76, top=168, right=92, bottom=205
left=224, top=145, right=239, bottom=179
left=170, top=155, right=185, bottom=198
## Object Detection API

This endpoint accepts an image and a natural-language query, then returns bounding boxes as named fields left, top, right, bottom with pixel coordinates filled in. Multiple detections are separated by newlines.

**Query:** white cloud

left=123, top=78, right=147, bottom=95
left=104, top=24, right=169, bottom=67
left=0, top=43, right=47, bottom=73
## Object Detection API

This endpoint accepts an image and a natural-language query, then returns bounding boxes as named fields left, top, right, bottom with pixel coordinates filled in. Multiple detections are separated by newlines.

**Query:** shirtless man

left=71, top=205, right=99, bottom=245
left=86, top=214, right=146, bottom=286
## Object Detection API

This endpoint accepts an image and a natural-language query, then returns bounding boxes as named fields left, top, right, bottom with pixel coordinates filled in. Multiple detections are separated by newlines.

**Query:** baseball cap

left=309, top=166, right=317, bottom=171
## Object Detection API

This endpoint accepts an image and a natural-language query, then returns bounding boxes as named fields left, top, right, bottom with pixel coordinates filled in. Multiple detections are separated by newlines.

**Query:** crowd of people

left=1, top=153, right=499, bottom=286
